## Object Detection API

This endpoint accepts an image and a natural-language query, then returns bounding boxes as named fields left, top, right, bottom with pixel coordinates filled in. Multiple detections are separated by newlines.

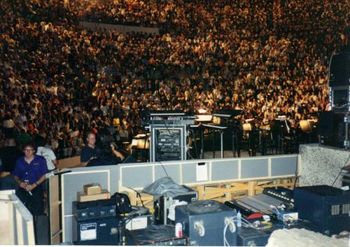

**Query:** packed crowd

left=0, top=0, right=349, bottom=160
left=71, top=0, right=273, bottom=36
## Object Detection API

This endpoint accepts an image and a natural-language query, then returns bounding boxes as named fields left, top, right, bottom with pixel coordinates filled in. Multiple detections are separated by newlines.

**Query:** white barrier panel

left=0, top=190, right=35, bottom=245
left=118, top=154, right=298, bottom=190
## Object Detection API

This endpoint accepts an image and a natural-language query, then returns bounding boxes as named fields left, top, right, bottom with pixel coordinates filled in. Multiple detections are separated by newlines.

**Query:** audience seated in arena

left=0, top=0, right=348, bottom=159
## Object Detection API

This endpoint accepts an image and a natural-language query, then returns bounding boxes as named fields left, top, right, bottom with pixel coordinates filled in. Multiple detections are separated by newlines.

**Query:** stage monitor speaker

left=175, top=200, right=237, bottom=246
left=317, top=111, right=344, bottom=147
left=329, top=51, right=350, bottom=87
left=294, top=185, right=350, bottom=235
left=331, top=87, right=349, bottom=112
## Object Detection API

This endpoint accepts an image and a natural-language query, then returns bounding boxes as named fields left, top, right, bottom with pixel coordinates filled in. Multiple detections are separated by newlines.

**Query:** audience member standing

left=13, top=142, right=48, bottom=216
left=36, top=135, right=58, bottom=171
left=0, top=138, right=22, bottom=190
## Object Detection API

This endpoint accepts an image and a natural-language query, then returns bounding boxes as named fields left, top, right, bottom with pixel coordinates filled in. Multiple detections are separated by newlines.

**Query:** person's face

left=87, top=134, right=96, bottom=146
left=23, top=146, right=35, bottom=159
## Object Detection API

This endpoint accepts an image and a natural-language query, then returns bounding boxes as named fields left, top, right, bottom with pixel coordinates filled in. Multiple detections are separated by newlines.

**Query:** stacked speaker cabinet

left=146, top=111, right=194, bottom=162
left=317, top=111, right=345, bottom=147
left=72, top=200, right=120, bottom=245
left=328, top=49, right=350, bottom=148
left=329, top=50, right=350, bottom=112
left=151, top=126, right=186, bottom=162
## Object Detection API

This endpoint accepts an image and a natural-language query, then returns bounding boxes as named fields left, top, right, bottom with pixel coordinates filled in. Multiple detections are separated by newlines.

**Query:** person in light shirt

left=35, top=135, right=58, bottom=171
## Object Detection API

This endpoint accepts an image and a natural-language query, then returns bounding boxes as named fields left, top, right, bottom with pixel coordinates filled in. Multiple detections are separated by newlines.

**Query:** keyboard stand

left=202, top=124, right=227, bottom=158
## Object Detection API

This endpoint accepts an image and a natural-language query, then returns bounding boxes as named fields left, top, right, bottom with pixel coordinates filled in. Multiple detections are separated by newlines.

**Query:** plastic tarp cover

left=142, top=176, right=190, bottom=197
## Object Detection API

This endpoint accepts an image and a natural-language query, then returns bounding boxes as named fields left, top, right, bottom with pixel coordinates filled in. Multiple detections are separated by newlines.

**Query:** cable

left=121, top=215, right=135, bottom=225
left=270, top=204, right=285, bottom=221
left=229, top=215, right=256, bottom=228
left=121, top=207, right=149, bottom=226
left=223, top=217, right=236, bottom=247
left=240, top=217, right=257, bottom=229
left=194, top=221, right=205, bottom=237
left=332, top=170, right=345, bottom=187
left=136, top=192, right=145, bottom=207
left=128, top=206, right=149, bottom=216
left=126, top=186, right=145, bottom=207
left=293, top=154, right=299, bottom=189
left=331, top=152, right=350, bottom=186
left=158, top=161, right=170, bottom=177
left=223, top=223, right=230, bottom=247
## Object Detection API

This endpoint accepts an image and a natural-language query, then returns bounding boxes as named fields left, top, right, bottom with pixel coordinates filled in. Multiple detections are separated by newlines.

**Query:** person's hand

left=25, top=184, right=36, bottom=192
left=110, top=143, right=116, bottom=150
left=19, top=182, right=27, bottom=189
left=89, top=156, right=97, bottom=161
